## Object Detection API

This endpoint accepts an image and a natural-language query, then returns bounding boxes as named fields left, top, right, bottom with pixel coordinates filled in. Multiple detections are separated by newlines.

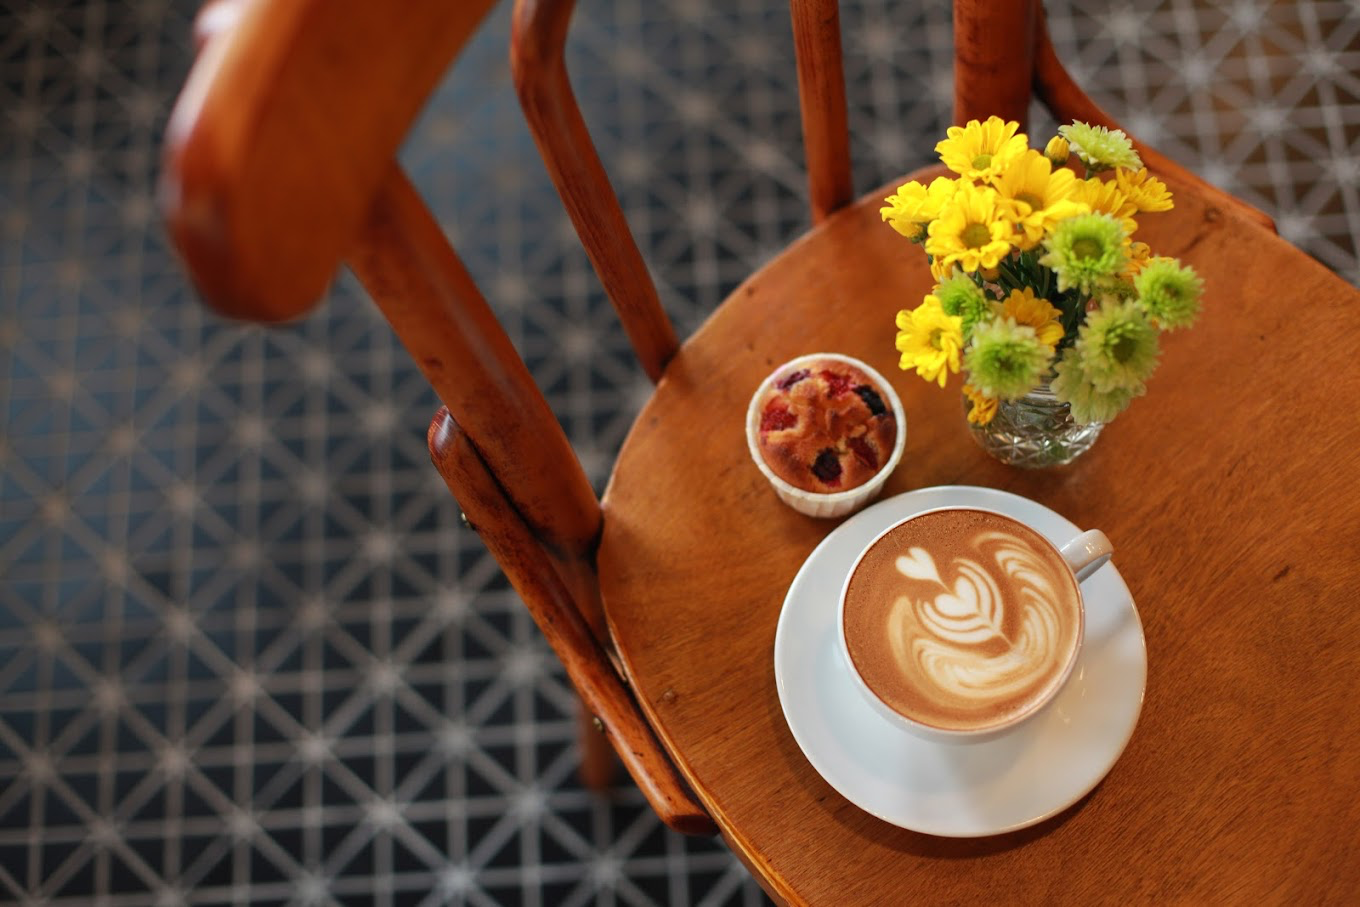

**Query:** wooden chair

left=164, top=0, right=1360, bottom=902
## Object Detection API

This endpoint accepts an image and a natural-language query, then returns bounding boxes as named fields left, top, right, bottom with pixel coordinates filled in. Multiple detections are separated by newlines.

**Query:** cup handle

left=1060, top=530, right=1114, bottom=583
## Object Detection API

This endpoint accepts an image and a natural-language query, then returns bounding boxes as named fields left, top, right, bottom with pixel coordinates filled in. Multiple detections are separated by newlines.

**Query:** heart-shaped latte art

left=887, top=530, right=1070, bottom=704
left=895, top=547, right=941, bottom=584
left=900, top=556, right=1007, bottom=647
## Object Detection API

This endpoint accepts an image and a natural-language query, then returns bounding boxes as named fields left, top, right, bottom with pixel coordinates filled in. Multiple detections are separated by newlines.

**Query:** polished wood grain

left=511, top=0, right=679, bottom=382
left=598, top=168, right=1360, bottom=903
left=427, top=410, right=715, bottom=835
left=954, top=0, right=1037, bottom=129
left=790, top=0, right=854, bottom=223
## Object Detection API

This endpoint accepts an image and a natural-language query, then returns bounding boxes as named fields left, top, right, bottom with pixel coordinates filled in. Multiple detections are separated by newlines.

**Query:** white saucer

left=773, top=485, right=1147, bottom=838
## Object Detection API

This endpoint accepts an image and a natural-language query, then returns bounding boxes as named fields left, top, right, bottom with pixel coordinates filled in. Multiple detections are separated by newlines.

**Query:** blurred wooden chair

left=165, top=0, right=713, bottom=834
left=164, top=0, right=1334, bottom=901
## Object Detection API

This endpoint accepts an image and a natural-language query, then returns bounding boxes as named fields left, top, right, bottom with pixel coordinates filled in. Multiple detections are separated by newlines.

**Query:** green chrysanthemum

left=1058, top=121, right=1143, bottom=172
left=1099, top=281, right=1139, bottom=302
left=1050, top=353, right=1142, bottom=425
left=964, top=317, right=1052, bottom=400
left=933, top=271, right=993, bottom=336
left=1134, top=257, right=1204, bottom=329
left=1039, top=213, right=1129, bottom=294
left=1072, top=300, right=1160, bottom=393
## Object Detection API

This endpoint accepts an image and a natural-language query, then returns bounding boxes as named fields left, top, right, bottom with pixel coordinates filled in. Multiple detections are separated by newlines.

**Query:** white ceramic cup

left=837, top=506, right=1113, bottom=744
left=745, top=353, right=907, bottom=519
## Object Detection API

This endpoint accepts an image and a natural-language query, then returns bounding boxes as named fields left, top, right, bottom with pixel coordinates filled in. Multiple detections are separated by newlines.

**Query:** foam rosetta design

left=886, top=529, right=1075, bottom=722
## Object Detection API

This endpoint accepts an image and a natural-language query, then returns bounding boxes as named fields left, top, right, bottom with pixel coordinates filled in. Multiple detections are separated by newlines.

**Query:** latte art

left=843, top=509, right=1083, bottom=732
left=891, top=531, right=1067, bottom=698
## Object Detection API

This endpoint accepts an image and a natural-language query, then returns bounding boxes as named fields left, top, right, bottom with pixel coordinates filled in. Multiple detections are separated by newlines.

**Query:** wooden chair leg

left=576, top=707, right=618, bottom=791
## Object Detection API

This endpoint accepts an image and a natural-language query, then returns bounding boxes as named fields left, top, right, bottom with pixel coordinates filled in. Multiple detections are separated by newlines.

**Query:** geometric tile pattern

left=2, top=0, right=1356, bottom=905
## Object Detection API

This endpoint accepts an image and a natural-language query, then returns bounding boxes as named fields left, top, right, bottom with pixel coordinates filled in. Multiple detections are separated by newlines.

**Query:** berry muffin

left=746, top=354, right=906, bottom=518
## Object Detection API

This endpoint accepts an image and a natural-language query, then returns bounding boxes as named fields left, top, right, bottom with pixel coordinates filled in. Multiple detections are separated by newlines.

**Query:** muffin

left=746, top=353, right=906, bottom=518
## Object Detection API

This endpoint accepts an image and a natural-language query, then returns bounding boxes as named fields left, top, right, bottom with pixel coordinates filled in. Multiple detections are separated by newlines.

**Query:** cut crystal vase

left=966, top=382, right=1103, bottom=469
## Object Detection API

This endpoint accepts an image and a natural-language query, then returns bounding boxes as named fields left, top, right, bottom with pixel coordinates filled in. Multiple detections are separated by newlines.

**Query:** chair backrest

left=164, top=0, right=605, bottom=624
left=510, top=0, right=1271, bottom=338
left=163, top=0, right=872, bottom=641
left=165, top=0, right=497, bottom=322
left=163, top=0, right=716, bottom=834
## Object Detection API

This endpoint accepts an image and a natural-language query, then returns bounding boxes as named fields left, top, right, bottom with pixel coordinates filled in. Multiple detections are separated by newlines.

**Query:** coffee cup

left=837, top=506, right=1113, bottom=744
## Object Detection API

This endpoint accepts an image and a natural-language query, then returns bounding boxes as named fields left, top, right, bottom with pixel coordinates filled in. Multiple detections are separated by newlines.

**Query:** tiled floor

left=2, top=1, right=1357, bottom=905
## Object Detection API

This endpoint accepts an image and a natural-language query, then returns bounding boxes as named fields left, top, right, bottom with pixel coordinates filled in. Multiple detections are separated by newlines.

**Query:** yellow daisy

left=895, top=296, right=964, bottom=388
left=924, top=182, right=1013, bottom=275
left=935, top=116, right=1030, bottom=184
left=1115, top=167, right=1174, bottom=213
left=881, top=176, right=958, bottom=241
left=1120, top=241, right=1154, bottom=281
left=998, top=287, right=1064, bottom=350
left=963, top=383, right=998, bottom=426
left=1070, top=177, right=1139, bottom=238
left=930, top=256, right=969, bottom=282
left=1044, top=135, right=1070, bottom=167
left=992, top=150, right=1089, bottom=250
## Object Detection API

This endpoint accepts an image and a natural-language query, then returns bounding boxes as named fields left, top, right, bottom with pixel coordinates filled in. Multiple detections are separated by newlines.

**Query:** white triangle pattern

left=2, top=0, right=1356, bottom=904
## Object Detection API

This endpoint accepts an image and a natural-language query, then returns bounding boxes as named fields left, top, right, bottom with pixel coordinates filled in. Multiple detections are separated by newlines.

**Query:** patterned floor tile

left=2, top=1, right=1357, bottom=904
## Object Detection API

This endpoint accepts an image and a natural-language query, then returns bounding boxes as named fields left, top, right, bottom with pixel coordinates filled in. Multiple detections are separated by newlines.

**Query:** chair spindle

left=348, top=168, right=607, bottom=634
left=511, top=0, right=679, bottom=384
left=953, top=0, right=1038, bottom=130
left=789, top=0, right=854, bottom=223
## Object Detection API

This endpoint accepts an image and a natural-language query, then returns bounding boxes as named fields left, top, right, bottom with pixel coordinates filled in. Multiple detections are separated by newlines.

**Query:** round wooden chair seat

left=599, top=167, right=1360, bottom=903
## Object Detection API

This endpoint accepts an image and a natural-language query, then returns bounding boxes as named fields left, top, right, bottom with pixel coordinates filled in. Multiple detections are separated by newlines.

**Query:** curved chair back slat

left=163, top=0, right=498, bottom=322
left=953, top=0, right=1038, bottom=129
left=349, top=170, right=604, bottom=616
left=512, top=0, right=680, bottom=383
left=1031, top=9, right=1276, bottom=232
left=790, top=0, right=855, bottom=223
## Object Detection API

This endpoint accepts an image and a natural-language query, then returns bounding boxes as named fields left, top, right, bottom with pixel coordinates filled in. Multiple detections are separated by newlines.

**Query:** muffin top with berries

left=754, top=358, right=898, bottom=494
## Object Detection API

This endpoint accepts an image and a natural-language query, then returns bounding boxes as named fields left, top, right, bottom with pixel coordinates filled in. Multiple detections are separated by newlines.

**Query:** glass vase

left=966, top=383, right=1103, bottom=469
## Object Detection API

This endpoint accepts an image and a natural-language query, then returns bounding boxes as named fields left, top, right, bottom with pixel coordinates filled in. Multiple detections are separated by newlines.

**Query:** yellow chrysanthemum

left=924, top=182, right=1013, bottom=275
left=1114, top=167, right=1174, bottom=213
left=1071, top=178, right=1139, bottom=238
left=1121, top=241, right=1154, bottom=281
left=998, top=287, right=1064, bottom=350
left=992, top=150, right=1089, bottom=250
left=895, top=296, right=964, bottom=388
left=1044, top=135, right=1070, bottom=167
left=936, top=116, right=1030, bottom=184
left=880, top=177, right=958, bottom=240
left=928, top=258, right=952, bottom=281
left=963, top=383, right=998, bottom=426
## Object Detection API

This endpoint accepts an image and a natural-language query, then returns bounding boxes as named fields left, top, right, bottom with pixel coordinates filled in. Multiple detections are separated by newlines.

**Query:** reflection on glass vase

left=966, top=382, right=1103, bottom=469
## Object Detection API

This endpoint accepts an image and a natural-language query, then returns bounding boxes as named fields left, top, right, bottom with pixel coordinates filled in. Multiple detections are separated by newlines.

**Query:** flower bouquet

left=882, top=117, right=1204, bottom=466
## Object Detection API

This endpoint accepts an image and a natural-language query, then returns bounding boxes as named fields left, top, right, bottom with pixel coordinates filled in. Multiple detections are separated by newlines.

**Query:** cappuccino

left=842, top=508, right=1083, bottom=733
